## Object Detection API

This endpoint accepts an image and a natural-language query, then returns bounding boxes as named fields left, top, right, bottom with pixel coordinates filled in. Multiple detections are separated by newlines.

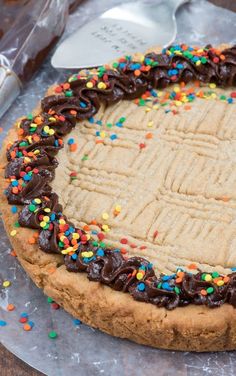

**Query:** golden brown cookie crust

left=1, top=127, right=236, bottom=352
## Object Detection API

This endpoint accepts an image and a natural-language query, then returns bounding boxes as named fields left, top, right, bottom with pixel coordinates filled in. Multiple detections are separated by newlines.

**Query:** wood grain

left=0, top=0, right=235, bottom=374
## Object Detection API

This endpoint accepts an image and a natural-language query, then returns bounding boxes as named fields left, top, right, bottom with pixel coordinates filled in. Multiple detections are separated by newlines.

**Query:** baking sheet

left=1, top=1, right=236, bottom=375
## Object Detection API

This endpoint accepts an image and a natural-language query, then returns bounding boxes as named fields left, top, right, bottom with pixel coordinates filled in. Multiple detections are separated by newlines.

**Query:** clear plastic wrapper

left=0, top=0, right=81, bottom=118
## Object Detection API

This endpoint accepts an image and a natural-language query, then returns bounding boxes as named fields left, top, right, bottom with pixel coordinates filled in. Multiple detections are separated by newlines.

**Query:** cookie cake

left=1, top=44, right=236, bottom=351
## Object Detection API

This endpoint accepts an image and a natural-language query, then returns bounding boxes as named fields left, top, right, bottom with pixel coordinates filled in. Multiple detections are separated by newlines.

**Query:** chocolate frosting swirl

left=4, top=44, right=236, bottom=310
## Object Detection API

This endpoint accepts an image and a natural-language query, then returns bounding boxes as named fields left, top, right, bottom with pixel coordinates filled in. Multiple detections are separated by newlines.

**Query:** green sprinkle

left=92, top=241, right=98, bottom=247
left=119, top=117, right=126, bottom=123
left=212, top=271, right=220, bottom=278
left=201, top=57, right=207, bottom=64
left=220, top=95, right=226, bottom=100
left=157, top=282, right=162, bottom=289
left=206, top=287, right=214, bottom=294
left=106, top=123, right=113, bottom=128
left=81, top=154, right=88, bottom=161
left=27, top=114, right=33, bottom=120
left=47, top=297, right=53, bottom=303
left=48, top=330, right=57, bottom=339
left=112, top=62, right=119, bottom=68
left=29, top=204, right=36, bottom=212
left=14, top=221, right=20, bottom=228
left=65, top=90, right=73, bottom=97
left=99, top=242, right=106, bottom=248
left=174, top=286, right=180, bottom=294
left=201, top=273, right=206, bottom=281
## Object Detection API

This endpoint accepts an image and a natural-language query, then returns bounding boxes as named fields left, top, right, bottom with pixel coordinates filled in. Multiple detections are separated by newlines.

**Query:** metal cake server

left=51, top=0, right=190, bottom=69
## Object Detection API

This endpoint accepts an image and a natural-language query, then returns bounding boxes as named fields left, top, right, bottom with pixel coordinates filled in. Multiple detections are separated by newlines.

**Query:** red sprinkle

left=97, top=232, right=105, bottom=241
left=120, top=238, right=128, bottom=244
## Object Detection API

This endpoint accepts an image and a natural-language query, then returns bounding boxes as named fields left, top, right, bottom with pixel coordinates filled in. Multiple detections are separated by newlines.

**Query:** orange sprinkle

left=69, top=143, right=78, bottom=152
left=28, top=237, right=36, bottom=244
left=177, top=271, right=185, bottom=278
left=145, top=132, right=153, bottom=139
left=221, top=196, right=230, bottom=202
left=223, top=276, right=230, bottom=283
left=47, top=267, right=56, bottom=274
left=23, top=323, right=32, bottom=331
left=220, top=54, right=225, bottom=61
left=63, top=82, right=70, bottom=90
left=7, top=304, right=15, bottom=311
left=95, top=139, right=104, bottom=144
left=188, top=263, right=197, bottom=270
left=121, top=248, right=127, bottom=254
left=83, top=224, right=90, bottom=232
left=70, top=110, right=77, bottom=116
left=34, top=116, right=42, bottom=124
left=10, top=250, right=17, bottom=257
left=175, top=277, right=183, bottom=284
left=184, top=105, right=191, bottom=110
left=90, top=219, right=97, bottom=225
left=33, top=232, right=39, bottom=239
left=134, top=69, right=141, bottom=76
left=18, top=128, right=24, bottom=136
left=201, top=289, right=207, bottom=296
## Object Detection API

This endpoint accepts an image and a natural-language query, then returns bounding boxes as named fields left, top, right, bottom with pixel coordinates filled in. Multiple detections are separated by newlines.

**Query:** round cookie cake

left=1, top=44, right=236, bottom=352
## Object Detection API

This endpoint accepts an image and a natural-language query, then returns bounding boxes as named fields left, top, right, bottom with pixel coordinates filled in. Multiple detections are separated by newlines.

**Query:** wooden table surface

left=0, top=1, right=235, bottom=375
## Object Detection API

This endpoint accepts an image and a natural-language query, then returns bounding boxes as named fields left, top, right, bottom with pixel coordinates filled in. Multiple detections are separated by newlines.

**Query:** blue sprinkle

left=162, top=282, right=173, bottom=291
left=91, top=230, right=98, bottom=235
left=96, top=120, right=102, bottom=125
left=119, top=62, right=126, bottom=69
left=20, top=312, right=28, bottom=318
left=139, top=265, right=146, bottom=271
left=147, top=263, right=153, bottom=269
left=11, top=206, right=18, bottom=214
left=96, top=131, right=100, bottom=136
left=177, top=63, right=184, bottom=69
left=50, top=213, right=56, bottom=221
left=28, top=321, right=34, bottom=328
left=172, top=69, right=178, bottom=75
left=151, top=90, right=157, bottom=97
left=110, top=134, right=117, bottom=140
left=97, top=249, right=105, bottom=257
left=228, top=98, right=233, bottom=104
left=67, top=138, right=74, bottom=145
left=162, top=275, right=172, bottom=281
left=54, top=140, right=59, bottom=147
left=0, top=320, right=7, bottom=327
left=88, top=117, right=94, bottom=123
left=231, top=267, right=236, bottom=271
left=73, top=319, right=81, bottom=325
left=80, top=101, right=87, bottom=108
left=11, top=181, right=18, bottom=187
left=114, top=248, right=120, bottom=253
left=137, top=283, right=145, bottom=292
left=23, top=174, right=31, bottom=181
left=115, top=122, right=123, bottom=128
left=71, top=254, right=78, bottom=261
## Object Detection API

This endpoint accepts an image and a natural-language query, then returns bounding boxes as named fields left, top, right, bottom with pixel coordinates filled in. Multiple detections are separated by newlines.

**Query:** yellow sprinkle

left=59, top=219, right=66, bottom=225
left=44, top=208, right=51, bottom=213
left=98, top=82, right=106, bottom=89
left=100, top=131, right=106, bottom=138
left=43, top=216, right=50, bottom=222
left=49, top=117, right=56, bottom=122
left=3, top=280, right=11, bottom=288
left=174, top=86, right=180, bottom=93
left=157, top=91, right=162, bottom=98
left=205, top=274, right=212, bottom=282
left=211, top=93, right=217, bottom=99
left=34, top=150, right=40, bottom=155
left=217, top=280, right=224, bottom=287
left=49, top=129, right=55, bottom=136
left=145, top=108, right=151, bottom=113
left=10, top=230, right=17, bottom=237
left=24, top=157, right=31, bottom=163
left=40, top=221, right=46, bottom=228
left=102, top=224, right=110, bottom=232
left=136, top=272, right=143, bottom=280
left=209, top=83, right=216, bottom=89
left=148, top=121, right=154, bottom=127
left=86, top=82, right=93, bottom=88
left=175, top=100, right=182, bottom=107
left=44, top=125, right=50, bottom=133
left=102, top=212, right=109, bottom=220
left=196, top=60, right=201, bottom=66
left=153, top=105, right=159, bottom=110
left=34, top=198, right=41, bottom=204
left=72, top=233, right=80, bottom=239
left=115, top=205, right=121, bottom=212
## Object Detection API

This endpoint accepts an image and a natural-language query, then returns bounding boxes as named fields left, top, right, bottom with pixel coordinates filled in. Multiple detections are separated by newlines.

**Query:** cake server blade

left=51, top=0, right=189, bottom=69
